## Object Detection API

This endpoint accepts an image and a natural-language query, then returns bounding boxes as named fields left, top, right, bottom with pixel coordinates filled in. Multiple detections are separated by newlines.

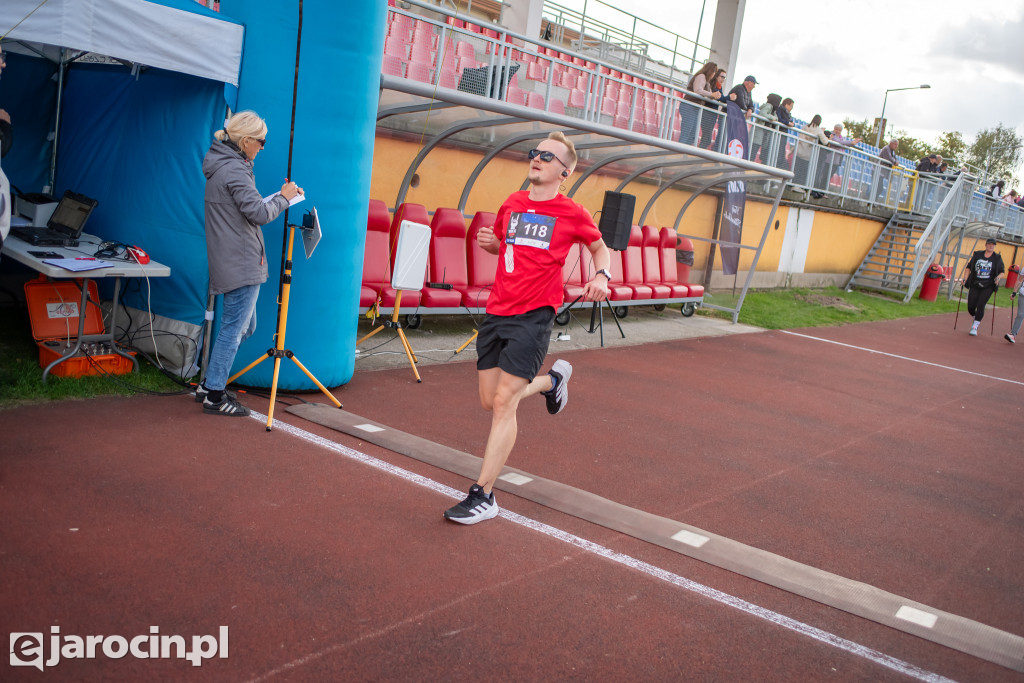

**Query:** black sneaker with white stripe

left=542, top=359, right=572, bottom=415
left=444, top=484, right=499, bottom=524
left=203, top=394, right=250, bottom=417
left=193, top=384, right=236, bottom=404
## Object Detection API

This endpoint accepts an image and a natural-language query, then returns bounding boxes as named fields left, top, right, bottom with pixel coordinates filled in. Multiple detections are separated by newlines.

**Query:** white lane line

left=780, top=331, right=1024, bottom=386
left=254, top=411, right=956, bottom=683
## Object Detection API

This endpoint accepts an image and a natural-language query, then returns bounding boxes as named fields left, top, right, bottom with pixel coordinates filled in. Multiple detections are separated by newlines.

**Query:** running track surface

left=2, top=313, right=1022, bottom=681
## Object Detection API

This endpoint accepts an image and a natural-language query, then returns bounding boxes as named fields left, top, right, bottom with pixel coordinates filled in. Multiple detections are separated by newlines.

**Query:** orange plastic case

left=24, top=276, right=133, bottom=377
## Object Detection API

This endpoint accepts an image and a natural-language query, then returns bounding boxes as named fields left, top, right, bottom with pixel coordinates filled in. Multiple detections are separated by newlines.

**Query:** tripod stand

left=356, top=290, right=422, bottom=382
left=557, top=294, right=625, bottom=347
left=229, top=216, right=342, bottom=431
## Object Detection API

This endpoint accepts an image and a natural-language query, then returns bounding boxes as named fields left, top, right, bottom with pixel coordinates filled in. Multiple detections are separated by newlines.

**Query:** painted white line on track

left=253, top=411, right=957, bottom=683
left=354, top=423, right=386, bottom=432
left=780, top=331, right=1024, bottom=386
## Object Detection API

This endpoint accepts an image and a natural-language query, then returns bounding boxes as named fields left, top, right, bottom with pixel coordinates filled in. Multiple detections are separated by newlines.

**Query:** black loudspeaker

left=598, top=191, right=635, bottom=251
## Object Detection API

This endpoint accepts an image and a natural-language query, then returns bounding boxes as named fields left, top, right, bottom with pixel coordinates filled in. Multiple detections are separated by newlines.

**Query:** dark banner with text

left=721, top=101, right=748, bottom=275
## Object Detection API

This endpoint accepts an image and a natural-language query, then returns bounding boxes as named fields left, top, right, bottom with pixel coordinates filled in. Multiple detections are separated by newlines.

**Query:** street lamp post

left=875, top=84, right=931, bottom=148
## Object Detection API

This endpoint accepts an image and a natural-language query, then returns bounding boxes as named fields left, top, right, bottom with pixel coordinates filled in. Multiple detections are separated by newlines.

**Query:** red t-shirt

left=486, top=191, right=603, bottom=316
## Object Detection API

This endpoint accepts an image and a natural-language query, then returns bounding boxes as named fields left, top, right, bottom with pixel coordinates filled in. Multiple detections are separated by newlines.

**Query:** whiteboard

left=392, top=220, right=431, bottom=291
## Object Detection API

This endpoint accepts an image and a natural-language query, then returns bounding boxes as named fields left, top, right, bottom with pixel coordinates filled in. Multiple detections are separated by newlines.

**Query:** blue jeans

left=205, top=283, right=260, bottom=391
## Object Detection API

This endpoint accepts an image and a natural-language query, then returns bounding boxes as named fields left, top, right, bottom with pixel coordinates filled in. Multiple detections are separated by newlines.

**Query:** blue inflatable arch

left=222, top=0, right=385, bottom=389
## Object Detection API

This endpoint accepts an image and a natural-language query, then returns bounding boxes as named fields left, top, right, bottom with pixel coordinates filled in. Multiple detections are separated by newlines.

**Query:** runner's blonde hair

left=548, top=131, right=577, bottom=169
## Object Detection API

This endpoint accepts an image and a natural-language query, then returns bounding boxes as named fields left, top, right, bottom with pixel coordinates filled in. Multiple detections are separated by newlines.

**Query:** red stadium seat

left=640, top=226, right=672, bottom=298
left=465, top=211, right=498, bottom=309
left=658, top=227, right=700, bottom=297
left=421, top=208, right=468, bottom=307
left=620, top=226, right=653, bottom=299
left=592, top=241, right=633, bottom=302
left=362, top=200, right=422, bottom=308
left=389, top=202, right=430, bottom=273
left=562, top=242, right=586, bottom=302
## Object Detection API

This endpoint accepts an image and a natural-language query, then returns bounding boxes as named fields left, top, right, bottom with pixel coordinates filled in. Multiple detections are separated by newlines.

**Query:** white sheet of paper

left=42, top=258, right=114, bottom=272
left=262, top=191, right=305, bottom=207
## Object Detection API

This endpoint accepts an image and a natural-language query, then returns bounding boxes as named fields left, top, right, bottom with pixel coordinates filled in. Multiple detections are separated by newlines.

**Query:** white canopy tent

left=1, top=0, right=243, bottom=86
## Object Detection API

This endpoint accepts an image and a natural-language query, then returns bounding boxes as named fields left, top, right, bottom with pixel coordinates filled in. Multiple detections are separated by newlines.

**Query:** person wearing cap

left=960, top=238, right=1005, bottom=336
left=727, top=75, right=757, bottom=119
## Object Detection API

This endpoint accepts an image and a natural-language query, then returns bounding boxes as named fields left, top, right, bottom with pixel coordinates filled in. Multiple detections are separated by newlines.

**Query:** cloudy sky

left=730, top=0, right=1024, bottom=153
left=567, top=0, right=1023, bottom=164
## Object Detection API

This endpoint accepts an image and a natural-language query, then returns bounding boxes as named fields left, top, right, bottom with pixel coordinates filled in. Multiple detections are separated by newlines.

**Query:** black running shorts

left=476, top=306, right=555, bottom=380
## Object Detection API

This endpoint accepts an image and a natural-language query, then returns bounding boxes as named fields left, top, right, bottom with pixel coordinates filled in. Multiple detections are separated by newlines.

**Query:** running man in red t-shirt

left=444, top=132, right=612, bottom=525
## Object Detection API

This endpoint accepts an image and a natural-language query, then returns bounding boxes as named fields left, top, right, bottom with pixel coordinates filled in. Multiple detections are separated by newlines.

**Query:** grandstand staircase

left=847, top=175, right=977, bottom=302
left=847, top=213, right=939, bottom=301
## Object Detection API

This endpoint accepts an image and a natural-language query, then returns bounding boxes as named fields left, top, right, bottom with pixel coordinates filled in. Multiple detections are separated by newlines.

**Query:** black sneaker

left=193, top=384, right=236, bottom=403
left=443, top=484, right=498, bottom=525
left=1006, top=333, right=1016, bottom=344
left=203, top=394, right=250, bottom=417
left=542, top=359, right=572, bottom=415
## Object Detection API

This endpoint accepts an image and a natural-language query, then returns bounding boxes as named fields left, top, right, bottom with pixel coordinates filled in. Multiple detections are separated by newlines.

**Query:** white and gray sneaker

left=543, top=359, right=572, bottom=415
left=203, top=394, right=250, bottom=417
left=444, top=484, right=499, bottom=525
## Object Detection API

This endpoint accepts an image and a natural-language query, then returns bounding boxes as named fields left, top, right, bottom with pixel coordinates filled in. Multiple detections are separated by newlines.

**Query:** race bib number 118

left=506, top=212, right=555, bottom=250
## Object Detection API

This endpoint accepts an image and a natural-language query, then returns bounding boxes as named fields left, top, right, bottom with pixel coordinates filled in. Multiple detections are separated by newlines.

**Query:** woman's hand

left=280, top=179, right=302, bottom=200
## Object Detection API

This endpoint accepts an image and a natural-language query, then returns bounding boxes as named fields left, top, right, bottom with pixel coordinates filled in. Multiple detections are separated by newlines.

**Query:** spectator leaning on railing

left=727, top=75, right=757, bottom=119
left=750, top=93, right=780, bottom=165
left=680, top=61, right=718, bottom=146
left=823, top=123, right=861, bottom=191
left=795, top=114, right=831, bottom=192
left=876, top=138, right=900, bottom=200
left=916, top=154, right=941, bottom=173
left=699, top=68, right=729, bottom=150
left=775, top=97, right=796, bottom=169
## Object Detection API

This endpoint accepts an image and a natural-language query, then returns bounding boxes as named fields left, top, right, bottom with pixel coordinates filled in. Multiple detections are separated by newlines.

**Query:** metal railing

left=901, top=174, right=970, bottom=301
left=384, top=1, right=1024, bottom=241
left=541, top=0, right=711, bottom=84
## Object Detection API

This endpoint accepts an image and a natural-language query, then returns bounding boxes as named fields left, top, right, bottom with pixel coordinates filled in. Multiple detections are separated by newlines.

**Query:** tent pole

left=48, top=47, right=67, bottom=194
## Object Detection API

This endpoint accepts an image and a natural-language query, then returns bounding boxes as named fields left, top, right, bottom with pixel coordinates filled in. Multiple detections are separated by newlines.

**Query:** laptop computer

left=11, top=191, right=98, bottom=247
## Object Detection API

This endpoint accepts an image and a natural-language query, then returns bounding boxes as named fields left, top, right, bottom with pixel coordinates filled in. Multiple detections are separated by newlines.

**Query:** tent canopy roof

left=1, top=0, right=243, bottom=85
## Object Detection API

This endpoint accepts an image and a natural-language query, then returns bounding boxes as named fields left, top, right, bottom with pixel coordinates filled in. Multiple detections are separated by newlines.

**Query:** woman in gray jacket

left=197, top=110, right=301, bottom=416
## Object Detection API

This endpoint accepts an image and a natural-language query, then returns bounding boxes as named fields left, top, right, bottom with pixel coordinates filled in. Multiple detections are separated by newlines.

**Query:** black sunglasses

left=528, top=148, right=568, bottom=170
left=254, top=138, right=265, bottom=148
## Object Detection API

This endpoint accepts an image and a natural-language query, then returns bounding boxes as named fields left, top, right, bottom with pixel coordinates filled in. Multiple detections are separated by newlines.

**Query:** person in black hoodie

left=196, top=110, right=302, bottom=416
left=960, top=238, right=1005, bottom=336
